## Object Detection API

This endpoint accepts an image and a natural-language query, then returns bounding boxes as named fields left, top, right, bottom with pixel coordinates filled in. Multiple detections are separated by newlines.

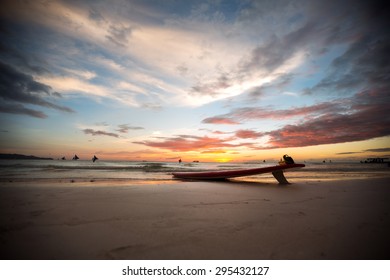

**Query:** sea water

left=0, top=159, right=389, bottom=183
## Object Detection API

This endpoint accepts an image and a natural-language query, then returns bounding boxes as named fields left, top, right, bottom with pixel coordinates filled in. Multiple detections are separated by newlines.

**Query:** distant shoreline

left=0, top=153, right=53, bottom=160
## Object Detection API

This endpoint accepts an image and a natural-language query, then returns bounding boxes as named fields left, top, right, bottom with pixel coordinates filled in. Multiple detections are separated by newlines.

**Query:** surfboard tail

left=272, top=170, right=290, bottom=184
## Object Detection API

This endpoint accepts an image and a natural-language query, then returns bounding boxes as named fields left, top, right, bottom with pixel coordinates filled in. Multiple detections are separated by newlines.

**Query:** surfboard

left=172, top=163, right=305, bottom=184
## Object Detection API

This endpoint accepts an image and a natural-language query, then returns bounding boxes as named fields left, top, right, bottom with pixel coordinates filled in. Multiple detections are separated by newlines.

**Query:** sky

left=0, top=0, right=389, bottom=162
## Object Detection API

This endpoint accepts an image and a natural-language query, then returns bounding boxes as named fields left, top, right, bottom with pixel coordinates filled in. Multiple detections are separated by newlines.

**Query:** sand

left=0, top=177, right=389, bottom=260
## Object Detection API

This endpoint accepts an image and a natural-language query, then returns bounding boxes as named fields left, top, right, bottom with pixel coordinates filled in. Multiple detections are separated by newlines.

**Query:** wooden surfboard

left=172, top=163, right=305, bottom=184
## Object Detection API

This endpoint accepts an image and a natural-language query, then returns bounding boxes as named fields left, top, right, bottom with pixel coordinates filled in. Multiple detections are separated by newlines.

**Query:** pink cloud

left=212, top=130, right=232, bottom=135
left=135, top=89, right=389, bottom=152
left=266, top=90, right=390, bottom=148
left=202, top=117, right=240, bottom=125
left=134, top=135, right=239, bottom=152
left=235, top=129, right=264, bottom=139
left=202, top=88, right=390, bottom=149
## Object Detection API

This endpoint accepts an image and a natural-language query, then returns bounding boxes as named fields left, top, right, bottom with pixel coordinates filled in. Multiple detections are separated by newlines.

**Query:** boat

left=360, top=158, right=389, bottom=164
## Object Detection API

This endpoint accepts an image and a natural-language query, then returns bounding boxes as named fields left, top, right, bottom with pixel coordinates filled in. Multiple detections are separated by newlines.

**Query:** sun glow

left=215, top=157, right=232, bottom=163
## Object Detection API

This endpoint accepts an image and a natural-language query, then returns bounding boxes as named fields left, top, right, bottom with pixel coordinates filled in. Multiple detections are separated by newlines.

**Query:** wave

left=1, top=160, right=389, bottom=182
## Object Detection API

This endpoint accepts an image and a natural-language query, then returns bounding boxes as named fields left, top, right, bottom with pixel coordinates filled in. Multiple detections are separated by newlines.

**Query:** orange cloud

left=200, top=150, right=227, bottom=154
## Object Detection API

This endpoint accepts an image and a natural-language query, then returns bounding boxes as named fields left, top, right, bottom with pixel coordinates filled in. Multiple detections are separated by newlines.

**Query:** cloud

left=212, top=130, right=232, bottom=135
left=364, top=148, right=390, bottom=153
left=244, top=73, right=295, bottom=100
left=64, top=68, right=96, bottom=80
left=116, top=124, right=144, bottom=133
left=94, top=122, right=109, bottom=127
left=187, top=50, right=305, bottom=106
left=1, top=0, right=279, bottom=107
left=133, top=135, right=241, bottom=152
left=204, top=88, right=390, bottom=149
left=82, top=128, right=119, bottom=138
left=304, top=35, right=390, bottom=97
left=265, top=90, right=390, bottom=148
left=0, top=103, right=47, bottom=119
left=37, top=74, right=145, bottom=107
left=202, top=101, right=344, bottom=124
left=237, top=23, right=314, bottom=75
left=0, top=41, right=48, bottom=75
left=200, top=150, right=227, bottom=154
left=0, top=0, right=319, bottom=109
left=135, top=84, right=390, bottom=153
left=37, top=75, right=109, bottom=98
left=235, top=129, right=264, bottom=139
left=202, top=116, right=240, bottom=125
left=2, top=0, right=389, bottom=111
left=0, top=62, right=74, bottom=118
left=106, top=23, right=134, bottom=47
left=301, top=0, right=390, bottom=97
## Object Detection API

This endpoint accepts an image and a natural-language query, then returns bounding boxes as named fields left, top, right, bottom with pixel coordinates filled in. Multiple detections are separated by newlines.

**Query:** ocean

left=0, top=159, right=389, bottom=184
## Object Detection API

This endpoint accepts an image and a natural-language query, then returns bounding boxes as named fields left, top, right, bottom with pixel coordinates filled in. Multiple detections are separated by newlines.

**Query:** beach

left=1, top=177, right=389, bottom=260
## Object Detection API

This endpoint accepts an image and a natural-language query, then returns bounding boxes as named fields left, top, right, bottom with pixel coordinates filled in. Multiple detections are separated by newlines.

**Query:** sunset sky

left=0, top=0, right=389, bottom=162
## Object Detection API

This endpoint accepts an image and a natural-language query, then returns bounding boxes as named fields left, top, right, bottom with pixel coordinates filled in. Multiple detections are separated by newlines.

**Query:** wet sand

left=0, top=177, right=389, bottom=259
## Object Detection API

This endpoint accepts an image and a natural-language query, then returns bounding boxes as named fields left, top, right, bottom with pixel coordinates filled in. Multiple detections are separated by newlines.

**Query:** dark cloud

left=0, top=103, right=47, bottom=118
left=304, top=36, right=390, bottom=96
left=302, top=0, right=390, bottom=97
left=336, top=152, right=361, bottom=155
left=190, top=72, right=232, bottom=98
left=246, top=73, right=294, bottom=100
left=88, top=8, right=105, bottom=22
left=0, top=41, right=48, bottom=75
left=238, top=21, right=316, bottom=74
left=0, top=62, right=74, bottom=118
left=176, top=64, right=188, bottom=76
left=116, top=124, right=144, bottom=133
left=364, top=148, right=390, bottom=153
left=106, top=24, right=134, bottom=47
left=82, top=129, right=119, bottom=138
